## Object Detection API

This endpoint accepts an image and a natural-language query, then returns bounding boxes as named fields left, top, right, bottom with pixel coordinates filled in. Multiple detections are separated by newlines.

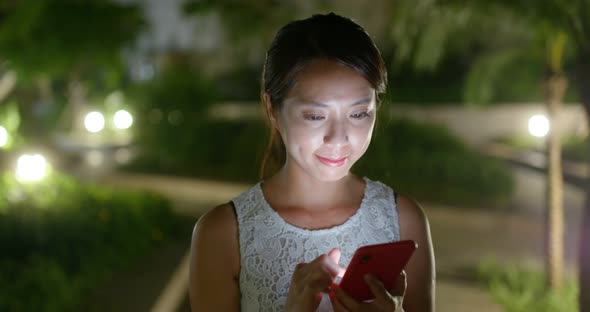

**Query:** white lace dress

left=231, top=177, right=400, bottom=311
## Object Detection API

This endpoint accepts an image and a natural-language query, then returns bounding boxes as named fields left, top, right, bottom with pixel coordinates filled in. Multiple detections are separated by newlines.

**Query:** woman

left=189, top=13, right=435, bottom=311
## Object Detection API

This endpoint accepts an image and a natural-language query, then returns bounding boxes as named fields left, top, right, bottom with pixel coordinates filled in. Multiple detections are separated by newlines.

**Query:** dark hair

left=260, top=12, right=388, bottom=179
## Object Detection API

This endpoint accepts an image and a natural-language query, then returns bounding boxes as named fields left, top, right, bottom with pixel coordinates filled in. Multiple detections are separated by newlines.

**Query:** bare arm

left=189, top=203, right=241, bottom=312
left=397, top=195, right=436, bottom=311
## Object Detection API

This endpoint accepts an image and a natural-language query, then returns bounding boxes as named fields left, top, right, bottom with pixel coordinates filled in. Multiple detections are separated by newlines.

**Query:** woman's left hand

left=332, top=271, right=406, bottom=312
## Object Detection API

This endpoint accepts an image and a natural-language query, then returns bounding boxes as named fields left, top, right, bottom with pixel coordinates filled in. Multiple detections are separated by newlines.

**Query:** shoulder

left=193, top=202, right=238, bottom=238
left=368, top=179, right=429, bottom=229
left=189, top=202, right=241, bottom=310
left=395, top=194, right=429, bottom=236
left=392, top=194, right=436, bottom=311
left=190, top=202, right=240, bottom=275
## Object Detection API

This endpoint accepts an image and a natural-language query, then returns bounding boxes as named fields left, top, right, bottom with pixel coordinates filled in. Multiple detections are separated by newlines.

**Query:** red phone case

left=331, top=240, right=417, bottom=303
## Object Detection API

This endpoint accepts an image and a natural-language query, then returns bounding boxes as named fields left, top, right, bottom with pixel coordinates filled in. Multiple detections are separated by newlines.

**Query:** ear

left=262, top=92, right=279, bottom=129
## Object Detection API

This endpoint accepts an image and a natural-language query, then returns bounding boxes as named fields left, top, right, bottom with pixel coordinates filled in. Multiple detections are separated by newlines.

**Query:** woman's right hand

left=285, top=248, right=346, bottom=312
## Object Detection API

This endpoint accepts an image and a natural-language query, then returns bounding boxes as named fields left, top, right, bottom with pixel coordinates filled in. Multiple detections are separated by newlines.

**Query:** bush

left=128, top=119, right=268, bottom=182
left=476, top=260, right=578, bottom=312
left=495, top=134, right=589, bottom=162
left=0, top=172, right=182, bottom=311
left=354, top=117, right=514, bottom=207
left=127, top=116, right=513, bottom=207
left=128, top=63, right=220, bottom=171
left=563, top=135, right=589, bottom=162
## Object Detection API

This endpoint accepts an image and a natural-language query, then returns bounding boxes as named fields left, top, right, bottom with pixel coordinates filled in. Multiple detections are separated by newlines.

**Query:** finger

left=334, top=286, right=360, bottom=310
left=293, top=262, right=308, bottom=280
left=304, top=270, right=334, bottom=293
left=312, top=254, right=345, bottom=278
left=314, top=293, right=323, bottom=307
left=328, top=248, right=341, bottom=264
left=389, top=270, right=407, bottom=297
left=332, top=297, right=352, bottom=312
left=364, top=274, right=391, bottom=303
left=294, top=262, right=307, bottom=274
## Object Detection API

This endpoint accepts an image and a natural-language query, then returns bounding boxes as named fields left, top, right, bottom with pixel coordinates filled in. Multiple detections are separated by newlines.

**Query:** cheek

left=283, top=124, right=324, bottom=152
left=350, top=122, right=374, bottom=148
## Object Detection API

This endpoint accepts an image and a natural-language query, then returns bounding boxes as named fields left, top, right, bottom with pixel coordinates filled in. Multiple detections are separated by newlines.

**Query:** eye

left=303, top=114, right=325, bottom=121
left=350, top=112, right=371, bottom=119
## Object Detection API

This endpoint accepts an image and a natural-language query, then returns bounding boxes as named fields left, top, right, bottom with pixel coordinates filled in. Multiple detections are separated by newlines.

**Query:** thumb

left=390, top=270, right=407, bottom=297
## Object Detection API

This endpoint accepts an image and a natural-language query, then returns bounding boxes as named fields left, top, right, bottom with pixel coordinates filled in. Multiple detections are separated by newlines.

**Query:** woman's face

left=275, top=59, right=377, bottom=182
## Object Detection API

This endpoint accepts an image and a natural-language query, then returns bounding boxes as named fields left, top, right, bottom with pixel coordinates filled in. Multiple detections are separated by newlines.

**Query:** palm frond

left=463, top=48, right=528, bottom=105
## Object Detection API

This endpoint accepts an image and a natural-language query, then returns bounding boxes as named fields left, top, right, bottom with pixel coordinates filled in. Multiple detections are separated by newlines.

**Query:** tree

left=0, top=0, right=145, bottom=134
left=389, top=0, right=589, bottom=309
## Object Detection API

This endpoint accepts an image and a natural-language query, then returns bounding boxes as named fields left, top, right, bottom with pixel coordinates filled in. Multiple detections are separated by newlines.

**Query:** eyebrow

left=300, top=97, right=373, bottom=108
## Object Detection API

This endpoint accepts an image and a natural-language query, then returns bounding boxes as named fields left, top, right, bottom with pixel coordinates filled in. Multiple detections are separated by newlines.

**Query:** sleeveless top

left=231, top=177, right=401, bottom=312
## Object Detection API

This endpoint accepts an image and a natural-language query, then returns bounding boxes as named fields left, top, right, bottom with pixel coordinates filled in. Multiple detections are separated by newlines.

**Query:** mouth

left=315, top=155, right=348, bottom=167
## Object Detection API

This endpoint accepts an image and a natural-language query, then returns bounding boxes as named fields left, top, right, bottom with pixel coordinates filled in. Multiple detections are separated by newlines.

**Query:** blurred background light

left=0, top=125, right=8, bottom=147
left=528, top=115, right=550, bottom=138
left=85, top=150, right=104, bottom=167
left=115, top=148, right=132, bottom=164
left=85, top=112, right=106, bottom=133
left=148, top=109, right=163, bottom=124
left=16, top=154, right=48, bottom=182
left=113, top=110, right=133, bottom=129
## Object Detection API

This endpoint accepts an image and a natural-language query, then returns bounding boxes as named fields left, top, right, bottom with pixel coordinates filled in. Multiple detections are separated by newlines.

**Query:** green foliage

left=129, top=64, right=222, bottom=173
left=215, top=64, right=263, bottom=101
left=128, top=115, right=514, bottom=207
left=0, top=100, right=22, bottom=149
left=455, top=0, right=590, bottom=53
left=354, top=117, right=514, bottom=207
left=494, top=133, right=589, bottom=162
left=0, top=171, right=181, bottom=311
left=390, top=0, right=454, bottom=72
left=563, top=135, right=590, bottom=162
left=0, top=0, right=144, bottom=82
left=476, top=260, right=578, bottom=312
left=494, top=134, right=543, bottom=150
left=0, top=257, right=78, bottom=311
left=390, top=0, right=589, bottom=105
left=128, top=119, right=267, bottom=183
left=183, top=0, right=327, bottom=49
left=464, top=49, right=529, bottom=105
left=387, top=58, right=467, bottom=105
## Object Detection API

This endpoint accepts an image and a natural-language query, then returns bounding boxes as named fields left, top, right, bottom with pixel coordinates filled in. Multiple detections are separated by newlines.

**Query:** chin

left=311, top=167, right=351, bottom=182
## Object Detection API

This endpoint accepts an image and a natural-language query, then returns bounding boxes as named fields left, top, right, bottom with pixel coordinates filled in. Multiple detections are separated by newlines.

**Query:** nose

left=323, top=118, right=349, bottom=146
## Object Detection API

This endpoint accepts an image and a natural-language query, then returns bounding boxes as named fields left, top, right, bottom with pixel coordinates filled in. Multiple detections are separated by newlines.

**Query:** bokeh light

left=528, top=115, right=550, bottom=138
left=16, top=154, right=48, bottom=182
left=113, top=110, right=133, bottom=129
left=85, top=150, right=104, bottom=167
left=0, top=126, right=8, bottom=147
left=85, top=112, right=106, bottom=133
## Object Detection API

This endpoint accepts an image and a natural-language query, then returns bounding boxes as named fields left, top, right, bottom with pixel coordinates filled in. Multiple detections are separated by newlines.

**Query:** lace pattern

left=232, top=177, right=400, bottom=311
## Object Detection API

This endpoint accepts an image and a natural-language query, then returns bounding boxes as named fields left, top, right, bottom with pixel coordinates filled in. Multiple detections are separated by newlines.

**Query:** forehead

left=285, top=59, right=374, bottom=104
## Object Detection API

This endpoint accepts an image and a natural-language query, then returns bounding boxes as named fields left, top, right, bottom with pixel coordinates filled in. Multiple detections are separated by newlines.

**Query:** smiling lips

left=316, top=155, right=348, bottom=167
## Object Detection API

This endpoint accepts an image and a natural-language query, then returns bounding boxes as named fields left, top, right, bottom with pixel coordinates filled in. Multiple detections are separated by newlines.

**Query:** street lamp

left=16, top=154, right=48, bottom=182
left=528, top=114, right=550, bottom=138
left=113, top=110, right=133, bottom=129
left=84, top=111, right=105, bottom=133
left=0, top=125, right=8, bottom=147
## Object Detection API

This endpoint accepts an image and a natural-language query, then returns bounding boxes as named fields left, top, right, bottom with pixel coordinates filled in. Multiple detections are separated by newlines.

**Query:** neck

left=266, top=160, right=359, bottom=211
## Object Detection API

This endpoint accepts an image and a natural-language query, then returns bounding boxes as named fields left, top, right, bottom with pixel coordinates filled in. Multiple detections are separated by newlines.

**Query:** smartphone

left=330, top=240, right=417, bottom=303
